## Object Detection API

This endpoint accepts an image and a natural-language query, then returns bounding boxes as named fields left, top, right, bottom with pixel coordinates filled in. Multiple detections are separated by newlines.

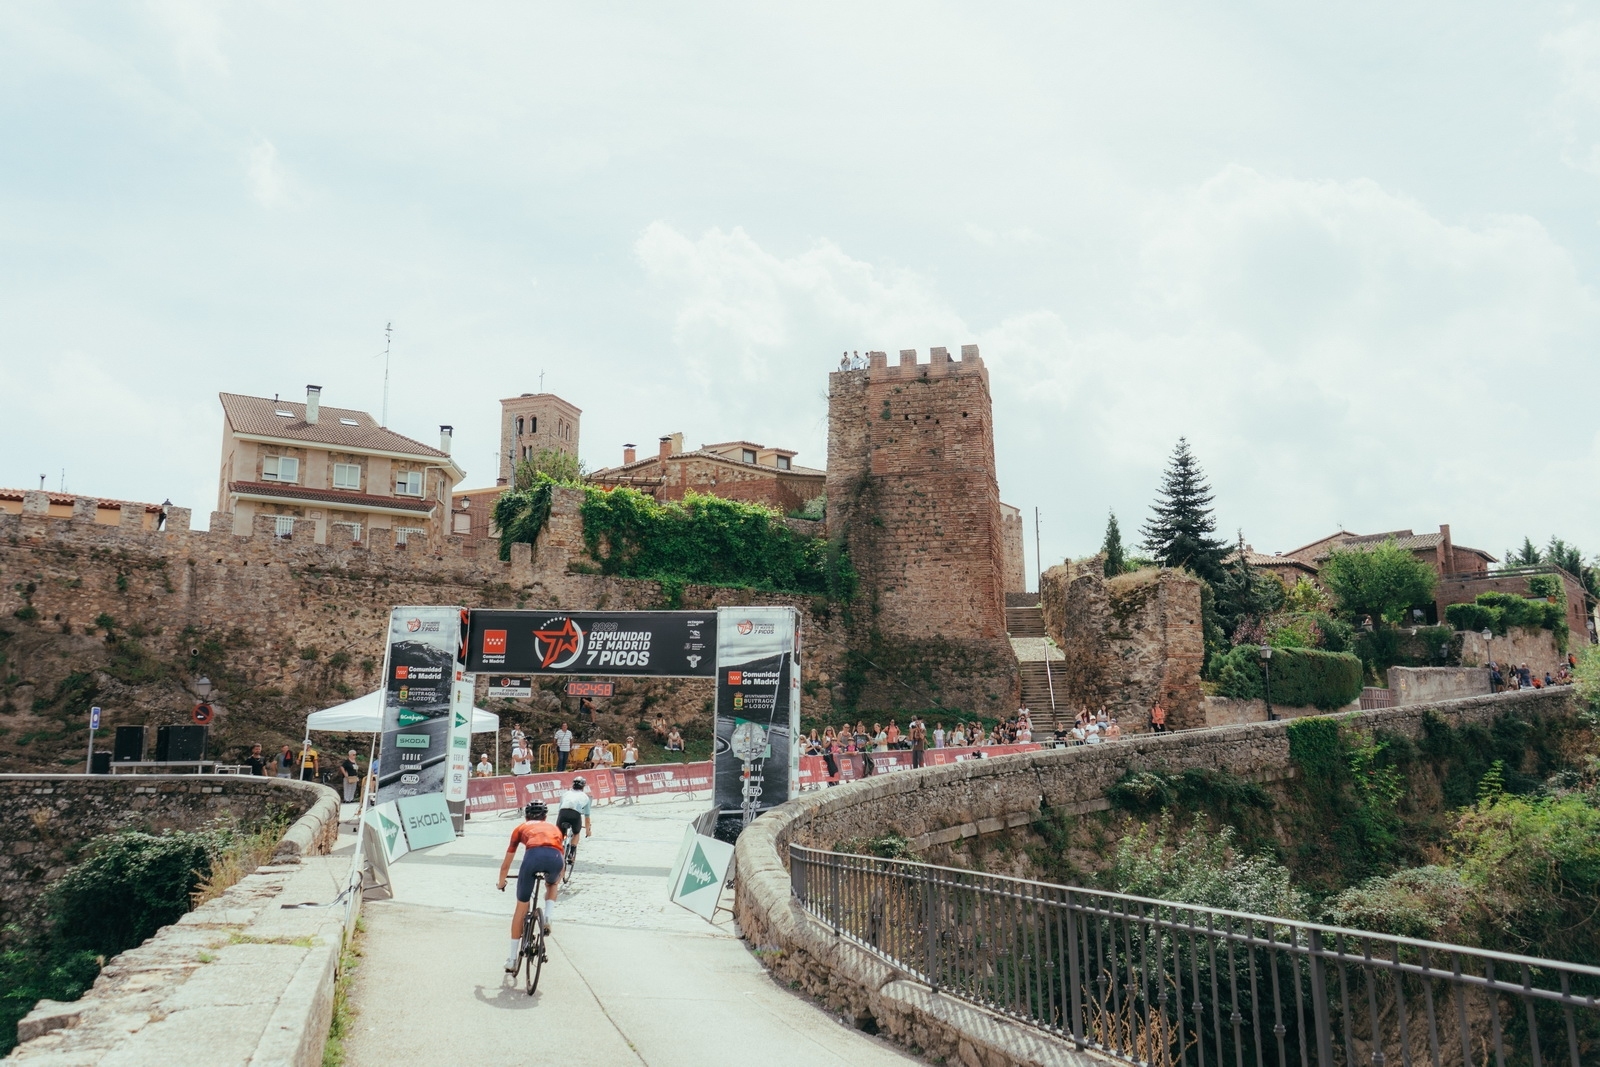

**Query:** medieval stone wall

left=0, top=493, right=852, bottom=772
left=1040, top=560, right=1204, bottom=729
left=824, top=347, right=1018, bottom=715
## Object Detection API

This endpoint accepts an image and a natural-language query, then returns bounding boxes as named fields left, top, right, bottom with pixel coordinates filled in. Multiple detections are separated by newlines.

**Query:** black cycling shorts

left=556, top=808, right=584, bottom=839
left=516, top=845, right=563, bottom=902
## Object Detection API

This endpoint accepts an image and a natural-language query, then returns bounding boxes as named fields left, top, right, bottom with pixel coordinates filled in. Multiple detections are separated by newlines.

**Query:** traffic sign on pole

left=85, top=706, right=101, bottom=774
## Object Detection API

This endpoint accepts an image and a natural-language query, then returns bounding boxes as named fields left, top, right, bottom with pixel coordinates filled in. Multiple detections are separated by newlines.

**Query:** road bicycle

left=509, top=874, right=548, bottom=995
left=561, top=830, right=578, bottom=885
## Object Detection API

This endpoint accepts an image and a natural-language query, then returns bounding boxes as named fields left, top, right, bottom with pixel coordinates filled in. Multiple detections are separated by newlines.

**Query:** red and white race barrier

left=796, top=743, right=1041, bottom=787
left=465, top=761, right=714, bottom=814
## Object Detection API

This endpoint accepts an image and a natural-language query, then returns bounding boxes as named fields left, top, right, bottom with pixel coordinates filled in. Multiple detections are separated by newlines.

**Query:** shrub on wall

left=1214, top=645, right=1364, bottom=710
left=1444, top=591, right=1569, bottom=652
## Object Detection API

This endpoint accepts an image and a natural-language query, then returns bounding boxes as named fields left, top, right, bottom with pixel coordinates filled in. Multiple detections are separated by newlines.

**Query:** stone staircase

left=1004, top=604, right=1046, bottom=636
left=1005, top=603, right=1065, bottom=728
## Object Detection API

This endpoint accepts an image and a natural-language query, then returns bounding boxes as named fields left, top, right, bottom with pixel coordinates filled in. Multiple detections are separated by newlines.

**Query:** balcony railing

left=787, top=845, right=1600, bottom=1067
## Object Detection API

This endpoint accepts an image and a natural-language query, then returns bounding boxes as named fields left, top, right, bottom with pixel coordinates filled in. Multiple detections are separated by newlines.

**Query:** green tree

left=1506, top=536, right=1543, bottom=567
left=1320, top=538, right=1438, bottom=626
left=1140, top=437, right=1227, bottom=584
left=1212, top=531, right=1284, bottom=641
left=512, top=447, right=585, bottom=488
left=1100, top=511, right=1126, bottom=578
left=1544, top=536, right=1600, bottom=602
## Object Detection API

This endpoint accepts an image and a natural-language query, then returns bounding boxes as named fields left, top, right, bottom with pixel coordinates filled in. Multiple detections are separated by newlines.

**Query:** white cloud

left=965, top=224, right=1045, bottom=247
left=985, top=166, right=1600, bottom=556
left=246, top=135, right=291, bottom=207
left=1546, top=19, right=1600, bottom=175
left=145, top=0, right=229, bottom=76
left=633, top=223, right=969, bottom=453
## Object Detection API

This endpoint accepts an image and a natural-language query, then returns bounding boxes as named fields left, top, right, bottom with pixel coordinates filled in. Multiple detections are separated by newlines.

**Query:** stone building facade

left=589, top=434, right=825, bottom=514
left=1040, top=559, right=1204, bottom=729
left=216, top=387, right=463, bottom=544
left=825, top=346, right=1019, bottom=714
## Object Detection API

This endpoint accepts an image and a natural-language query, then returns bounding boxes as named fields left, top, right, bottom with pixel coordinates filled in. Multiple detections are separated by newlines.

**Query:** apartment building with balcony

left=217, top=386, right=464, bottom=545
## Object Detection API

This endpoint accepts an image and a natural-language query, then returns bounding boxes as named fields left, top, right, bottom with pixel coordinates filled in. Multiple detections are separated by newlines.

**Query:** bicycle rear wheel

left=562, top=835, right=577, bottom=884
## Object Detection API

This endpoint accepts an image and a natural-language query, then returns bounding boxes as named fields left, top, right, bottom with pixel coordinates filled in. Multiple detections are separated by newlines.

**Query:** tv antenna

left=539, top=368, right=545, bottom=392
left=381, top=323, right=393, bottom=427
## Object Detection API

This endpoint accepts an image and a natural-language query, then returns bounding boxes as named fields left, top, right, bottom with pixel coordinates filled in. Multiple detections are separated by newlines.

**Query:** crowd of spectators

left=1488, top=654, right=1577, bottom=693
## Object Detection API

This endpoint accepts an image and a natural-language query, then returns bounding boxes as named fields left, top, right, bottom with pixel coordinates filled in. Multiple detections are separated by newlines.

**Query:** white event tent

left=306, top=690, right=503, bottom=772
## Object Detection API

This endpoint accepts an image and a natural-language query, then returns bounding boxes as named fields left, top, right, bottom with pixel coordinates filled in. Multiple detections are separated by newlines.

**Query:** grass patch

left=323, top=918, right=365, bottom=1067
left=192, top=816, right=289, bottom=908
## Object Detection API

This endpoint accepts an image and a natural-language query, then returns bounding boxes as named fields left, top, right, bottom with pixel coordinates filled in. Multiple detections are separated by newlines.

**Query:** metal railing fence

left=787, top=845, right=1600, bottom=1067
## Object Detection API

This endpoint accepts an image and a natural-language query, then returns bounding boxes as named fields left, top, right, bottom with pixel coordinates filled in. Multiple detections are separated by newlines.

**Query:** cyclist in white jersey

left=555, top=777, right=593, bottom=861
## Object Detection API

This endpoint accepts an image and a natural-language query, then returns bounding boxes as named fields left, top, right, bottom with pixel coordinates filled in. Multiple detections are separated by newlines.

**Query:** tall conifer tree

left=1141, top=437, right=1227, bottom=585
left=1101, top=511, right=1126, bottom=578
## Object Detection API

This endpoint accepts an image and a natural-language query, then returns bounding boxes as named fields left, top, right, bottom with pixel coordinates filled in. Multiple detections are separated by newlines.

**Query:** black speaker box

left=90, top=751, right=112, bottom=774
left=113, top=725, right=145, bottom=762
left=155, top=725, right=207, bottom=762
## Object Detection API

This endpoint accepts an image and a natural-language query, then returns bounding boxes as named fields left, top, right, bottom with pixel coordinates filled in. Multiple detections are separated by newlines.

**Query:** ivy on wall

left=492, top=477, right=852, bottom=597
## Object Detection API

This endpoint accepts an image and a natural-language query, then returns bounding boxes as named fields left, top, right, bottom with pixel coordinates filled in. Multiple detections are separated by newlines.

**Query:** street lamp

left=1259, top=645, right=1276, bottom=721
left=1481, top=628, right=1494, bottom=687
left=195, top=676, right=213, bottom=700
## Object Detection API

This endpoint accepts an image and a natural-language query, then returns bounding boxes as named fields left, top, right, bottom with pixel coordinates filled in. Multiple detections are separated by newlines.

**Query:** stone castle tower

left=826, top=346, right=1018, bottom=713
left=497, top=393, right=582, bottom=486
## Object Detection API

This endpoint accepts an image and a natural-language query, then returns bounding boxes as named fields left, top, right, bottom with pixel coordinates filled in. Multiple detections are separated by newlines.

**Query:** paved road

left=343, top=795, right=919, bottom=1067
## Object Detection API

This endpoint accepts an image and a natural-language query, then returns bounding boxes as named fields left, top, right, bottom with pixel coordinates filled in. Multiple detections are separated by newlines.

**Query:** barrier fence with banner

left=796, top=743, right=1041, bottom=787
left=465, top=762, right=715, bottom=815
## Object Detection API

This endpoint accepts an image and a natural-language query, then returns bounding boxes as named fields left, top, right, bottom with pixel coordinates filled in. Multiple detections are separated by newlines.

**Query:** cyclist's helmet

left=524, top=801, right=548, bottom=820
left=571, top=776, right=587, bottom=789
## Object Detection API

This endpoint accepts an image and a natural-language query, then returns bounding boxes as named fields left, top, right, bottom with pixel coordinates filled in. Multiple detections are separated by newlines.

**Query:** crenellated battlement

left=0, top=494, right=523, bottom=584
left=830, top=344, right=987, bottom=385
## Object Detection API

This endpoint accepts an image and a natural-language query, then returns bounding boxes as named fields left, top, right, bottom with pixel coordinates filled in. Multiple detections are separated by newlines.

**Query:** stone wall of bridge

left=732, top=687, right=1578, bottom=1067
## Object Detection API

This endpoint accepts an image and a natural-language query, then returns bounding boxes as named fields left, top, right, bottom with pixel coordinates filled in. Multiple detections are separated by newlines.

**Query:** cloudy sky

left=3, top=3, right=1598, bottom=581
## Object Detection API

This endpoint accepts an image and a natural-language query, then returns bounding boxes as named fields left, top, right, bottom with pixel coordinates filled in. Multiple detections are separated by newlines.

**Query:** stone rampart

left=1041, top=561, right=1204, bottom=730
left=0, top=490, right=853, bottom=771
left=0, top=775, right=337, bottom=940
left=733, top=687, right=1576, bottom=1067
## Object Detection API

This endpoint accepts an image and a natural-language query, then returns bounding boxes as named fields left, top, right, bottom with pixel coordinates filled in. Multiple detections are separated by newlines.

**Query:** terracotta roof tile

left=590, top=449, right=825, bottom=479
left=229, top=481, right=435, bottom=514
left=220, top=393, right=451, bottom=460
left=0, top=489, right=162, bottom=512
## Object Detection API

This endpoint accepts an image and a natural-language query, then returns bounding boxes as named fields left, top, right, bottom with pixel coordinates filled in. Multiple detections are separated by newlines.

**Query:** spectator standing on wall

left=554, top=722, right=574, bottom=771
left=340, top=751, right=361, bottom=803
left=299, top=745, right=319, bottom=782
left=246, top=744, right=267, bottom=776
left=910, top=718, right=927, bottom=768
left=1150, top=703, right=1167, bottom=733
left=276, top=744, right=295, bottom=779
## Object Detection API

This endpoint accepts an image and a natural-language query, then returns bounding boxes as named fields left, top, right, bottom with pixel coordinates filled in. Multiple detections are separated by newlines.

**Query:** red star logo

left=531, top=618, right=583, bottom=668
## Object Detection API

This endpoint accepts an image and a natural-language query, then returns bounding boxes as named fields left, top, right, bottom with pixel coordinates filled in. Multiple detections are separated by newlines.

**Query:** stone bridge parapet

left=733, top=687, right=1577, bottom=1067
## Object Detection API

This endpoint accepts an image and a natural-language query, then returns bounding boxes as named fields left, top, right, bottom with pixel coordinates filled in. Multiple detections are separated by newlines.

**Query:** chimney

left=659, top=436, right=672, bottom=460
left=305, top=385, right=321, bottom=424
left=669, top=432, right=683, bottom=454
left=1439, top=523, right=1454, bottom=575
left=623, top=443, right=637, bottom=465
left=440, top=425, right=453, bottom=455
